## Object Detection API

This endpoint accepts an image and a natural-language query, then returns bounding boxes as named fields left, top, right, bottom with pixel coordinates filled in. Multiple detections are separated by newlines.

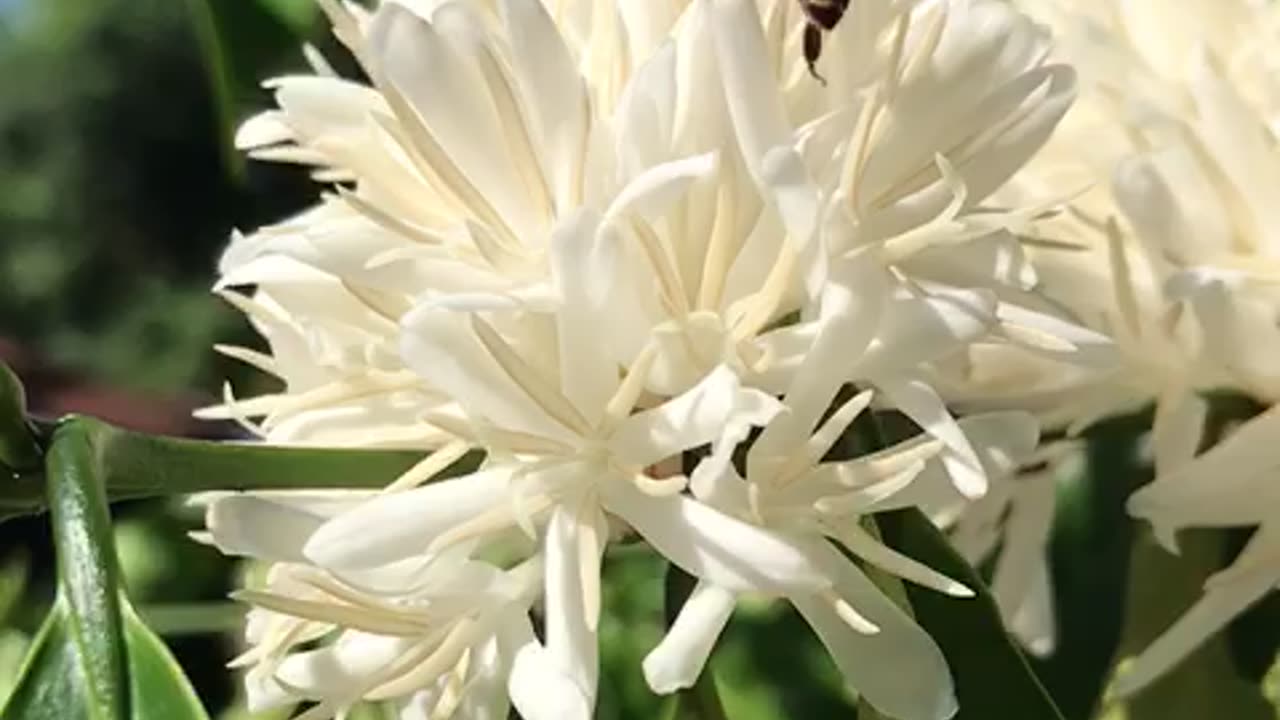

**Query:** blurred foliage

left=0, top=0, right=311, bottom=393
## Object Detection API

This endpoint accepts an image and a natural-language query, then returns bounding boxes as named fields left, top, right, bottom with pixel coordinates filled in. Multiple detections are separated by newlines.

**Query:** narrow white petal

left=304, top=468, right=512, bottom=570
left=542, top=504, right=599, bottom=707
left=206, top=494, right=357, bottom=562
left=551, top=209, right=617, bottom=422
left=603, top=152, right=719, bottom=226
left=877, top=376, right=988, bottom=499
left=643, top=582, right=737, bottom=693
left=401, top=304, right=574, bottom=442
left=610, top=365, right=776, bottom=468
left=706, top=0, right=791, bottom=174
left=794, top=542, right=957, bottom=720
left=603, top=481, right=827, bottom=593
left=508, top=644, right=592, bottom=720
left=1115, top=526, right=1280, bottom=697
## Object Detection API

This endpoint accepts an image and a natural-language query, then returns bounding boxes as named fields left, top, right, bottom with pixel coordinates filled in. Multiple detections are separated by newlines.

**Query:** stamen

left=369, top=618, right=482, bottom=700
left=383, top=440, right=472, bottom=493
left=830, top=523, right=974, bottom=598
left=213, top=344, right=280, bottom=378
left=631, top=472, right=689, bottom=497
left=231, top=590, right=430, bottom=636
left=803, top=389, right=875, bottom=467
left=822, top=589, right=881, bottom=634
left=732, top=243, right=797, bottom=341
left=604, top=344, right=659, bottom=427
left=469, top=315, right=591, bottom=435
left=577, top=500, right=605, bottom=632
left=1106, top=217, right=1144, bottom=343
left=819, top=459, right=926, bottom=512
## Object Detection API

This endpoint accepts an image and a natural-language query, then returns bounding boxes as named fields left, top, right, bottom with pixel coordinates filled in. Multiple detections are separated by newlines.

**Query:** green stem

left=1, top=416, right=477, bottom=523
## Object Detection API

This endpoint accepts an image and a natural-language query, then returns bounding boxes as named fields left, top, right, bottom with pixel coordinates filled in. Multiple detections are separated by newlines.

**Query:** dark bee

left=798, top=0, right=850, bottom=84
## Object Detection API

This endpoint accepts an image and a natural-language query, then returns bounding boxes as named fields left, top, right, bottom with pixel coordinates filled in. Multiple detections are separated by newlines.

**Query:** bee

left=798, top=0, right=851, bottom=84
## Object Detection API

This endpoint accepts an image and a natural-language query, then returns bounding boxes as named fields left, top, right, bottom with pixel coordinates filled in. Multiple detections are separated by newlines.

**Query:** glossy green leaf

left=1, top=605, right=86, bottom=720
left=0, top=419, right=209, bottom=719
left=1, top=416, right=476, bottom=523
left=122, top=601, right=210, bottom=720
left=0, top=361, right=40, bottom=474
left=876, top=509, right=1066, bottom=720
left=1, top=599, right=209, bottom=720
left=186, top=0, right=318, bottom=176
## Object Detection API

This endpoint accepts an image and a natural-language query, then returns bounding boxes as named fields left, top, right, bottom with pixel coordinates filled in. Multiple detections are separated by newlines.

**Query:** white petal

left=1150, top=389, right=1208, bottom=480
left=610, top=365, right=776, bottom=468
left=877, top=376, right=988, bottom=499
left=400, top=304, right=574, bottom=442
left=275, top=631, right=412, bottom=700
left=706, top=0, right=790, bottom=175
left=551, top=210, right=617, bottom=422
left=751, top=254, right=887, bottom=467
left=1115, top=525, right=1280, bottom=697
left=603, top=152, right=720, bottom=226
left=304, top=468, right=512, bottom=570
left=689, top=437, right=754, bottom=517
left=499, top=0, right=588, bottom=210
left=542, top=504, right=599, bottom=707
left=643, top=582, right=736, bottom=693
left=205, top=493, right=368, bottom=562
left=995, top=302, right=1117, bottom=370
left=603, top=480, right=827, bottom=593
left=793, top=543, right=957, bottom=720
left=855, top=289, right=996, bottom=379
left=508, top=644, right=592, bottom=720
left=368, top=3, right=537, bottom=234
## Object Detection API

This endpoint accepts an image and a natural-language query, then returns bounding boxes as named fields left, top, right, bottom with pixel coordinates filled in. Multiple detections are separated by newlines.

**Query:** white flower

left=1120, top=405, right=1280, bottom=696
left=198, top=491, right=541, bottom=720
left=198, top=1, right=1116, bottom=716
left=985, top=0, right=1280, bottom=692
left=643, top=267, right=1040, bottom=719
left=940, top=438, right=1076, bottom=657
left=297, top=243, right=829, bottom=716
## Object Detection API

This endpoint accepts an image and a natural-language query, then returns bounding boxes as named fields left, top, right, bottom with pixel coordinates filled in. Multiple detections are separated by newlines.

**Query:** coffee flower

left=199, top=491, right=541, bottom=719
left=980, top=0, right=1280, bottom=692
left=197, top=0, right=1099, bottom=717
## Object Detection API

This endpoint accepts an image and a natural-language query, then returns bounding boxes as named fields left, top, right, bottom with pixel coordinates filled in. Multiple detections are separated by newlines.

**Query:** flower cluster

left=929, top=0, right=1280, bottom=697
left=197, top=1, right=1127, bottom=718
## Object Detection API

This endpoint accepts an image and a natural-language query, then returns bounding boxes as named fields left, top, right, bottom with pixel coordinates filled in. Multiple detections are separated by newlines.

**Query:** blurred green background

left=1, top=2, right=1278, bottom=719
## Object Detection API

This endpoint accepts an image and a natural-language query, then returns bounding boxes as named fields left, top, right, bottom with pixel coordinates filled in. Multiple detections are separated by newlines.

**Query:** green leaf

left=185, top=0, right=317, bottom=176
left=876, top=509, right=1066, bottom=720
left=0, top=361, right=40, bottom=473
left=1, top=599, right=209, bottom=720
left=122, top=602, right=210, bottom=720
left=1, top=416, right=477, bottom=523
left=0, top=419, right=209, bottom=719
left=1, top=606, right=85, bottom=720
